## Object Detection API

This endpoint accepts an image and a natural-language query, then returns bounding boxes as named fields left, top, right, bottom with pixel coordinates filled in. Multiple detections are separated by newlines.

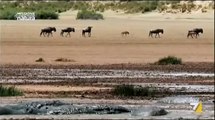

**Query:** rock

left=47, top=110, right=54, bottom=115
left=0, top=101, right=130, bottom=115
left=158, top=96, right=199, bottom=104
left=131, top=106, right=168, bottom=116
left=111, top=106, right=130, bottom=113
left=36, top=104, right=43, bottom=109
left=0, top=107, right=13, bottom=115
left=150, top=107, right=168, bottom=116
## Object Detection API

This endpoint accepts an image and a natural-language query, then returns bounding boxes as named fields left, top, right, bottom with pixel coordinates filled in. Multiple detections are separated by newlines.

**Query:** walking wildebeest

left=40, top=27, right=56, bottom=37
left=187, top=31, right=197, bottom=38
left=121, top=31, right=129, bottom=36
left=149, top=29, right=164, bottom=38
left=82, top=26, right=92, bottom=37
left=187, top=28, right=203, bottom=38
left=60, top=27, right=75, bottom=37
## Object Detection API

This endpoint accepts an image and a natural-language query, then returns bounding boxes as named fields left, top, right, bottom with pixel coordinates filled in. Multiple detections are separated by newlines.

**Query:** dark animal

left=187, top=31, right=197, bottom=38
left=40, top=27, right=56, bottom=37
left=187, top=28, right=203, bottom=38
left=60, top=27, right=75, bottom=37
left=82, top=26, right=92, bottom=37
left=149, top=29, right=164, bottom=38
left=121, top=31, right=129, bottom=36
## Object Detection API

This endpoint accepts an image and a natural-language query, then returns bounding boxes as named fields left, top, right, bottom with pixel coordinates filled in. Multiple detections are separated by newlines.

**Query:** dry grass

left=55, top=58, right=76, bottom=62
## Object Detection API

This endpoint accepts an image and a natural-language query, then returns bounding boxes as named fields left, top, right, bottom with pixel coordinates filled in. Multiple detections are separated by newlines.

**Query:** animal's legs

left=60, top=31, right=64, bottom=37
left=40, top=31, right=43, bottom=36
left=43, top=32, right=46, bottom=37
left=67, top=32, right=71, bottom=37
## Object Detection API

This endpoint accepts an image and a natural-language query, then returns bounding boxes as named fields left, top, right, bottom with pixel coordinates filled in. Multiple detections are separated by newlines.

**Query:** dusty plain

left=0, top=11, right=214, bottom=64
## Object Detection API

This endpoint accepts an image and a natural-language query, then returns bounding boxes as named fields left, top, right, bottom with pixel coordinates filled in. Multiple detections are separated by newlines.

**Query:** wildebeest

left=187, top=31, right=197, bottom=38
left=187, top=28, right=203, bottom=38
left=149, top=29, right=164, bottom=38
left=82, top=26, right=92, bottom=37
left=60, top=27, right=75, bottom=37
left=40, top=27, right=56, bottom=37
left=121, top=31, right=129, bottom=36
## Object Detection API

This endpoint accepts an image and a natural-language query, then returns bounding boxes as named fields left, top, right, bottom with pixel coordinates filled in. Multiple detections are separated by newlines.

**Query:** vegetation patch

left=35, top=58, right=45, bottom=62
left=0, top=8, right=17, bottom=20
left=112, top=84, right=157, bottom=97
left=76, top=10, right=104, bottom=20
left=0, top=85, right=23, bottom=96
left=155, top=56, right=182, bottom=65
left=0, top=1, right=213, bottom=20
left=35, top=10, right=58, bottom=19
left=55, top=58, right=76, bottom=62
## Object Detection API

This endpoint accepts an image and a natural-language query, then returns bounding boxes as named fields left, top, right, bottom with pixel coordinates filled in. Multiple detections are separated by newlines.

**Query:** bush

left=0, top=2, right=66, bottom=20
left=0, top=85, right=23, bottom=96
left=76, top=10, right=103, bottom=20
left=0, top=9, right=17, bottom=20
left=120, top=1, right=158, bottom=13
left=55, top=58, right=75, bottom=62
left=171, top=3, right=181, bottom=9
left=35, top=10, right=58, bottom=19
left=155, top=56, right=182, bottom=65
left=112, top=84, right=157, bottom=97
left=35, top=58, right=45, bottom=62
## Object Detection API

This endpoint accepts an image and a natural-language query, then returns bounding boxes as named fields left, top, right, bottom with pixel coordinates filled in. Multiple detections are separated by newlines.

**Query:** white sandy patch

left=59, top=9, right=214, bottom=21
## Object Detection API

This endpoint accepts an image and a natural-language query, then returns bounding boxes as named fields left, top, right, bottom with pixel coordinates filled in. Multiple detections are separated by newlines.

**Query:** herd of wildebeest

left=40, top=26, right=203, bottom=38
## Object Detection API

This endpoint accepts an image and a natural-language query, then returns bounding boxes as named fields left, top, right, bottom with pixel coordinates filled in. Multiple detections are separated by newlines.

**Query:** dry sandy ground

left=0, top=10, right=214, bottom=65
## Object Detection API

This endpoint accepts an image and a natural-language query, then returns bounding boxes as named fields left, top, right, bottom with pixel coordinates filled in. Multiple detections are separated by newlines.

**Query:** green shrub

left=121, top=1, right=158, bottom=13
left=0, top=1, right=66, bottom=20
left=155, top=56, right=182, bottom=65
left=0, top=85, right=23, bottom=96
left=76, top=10, right=103, bottom=20
left=171, top=3, right=181, bottom=9
left=35, top=10, right=58, bottom=19
left=112, top=84, right=157, bottom=97
left=0, top=9, right=17, bottom=20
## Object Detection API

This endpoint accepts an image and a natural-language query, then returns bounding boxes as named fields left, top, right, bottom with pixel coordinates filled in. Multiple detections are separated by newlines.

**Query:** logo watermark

left=15, top=12, right=35, bottom=21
